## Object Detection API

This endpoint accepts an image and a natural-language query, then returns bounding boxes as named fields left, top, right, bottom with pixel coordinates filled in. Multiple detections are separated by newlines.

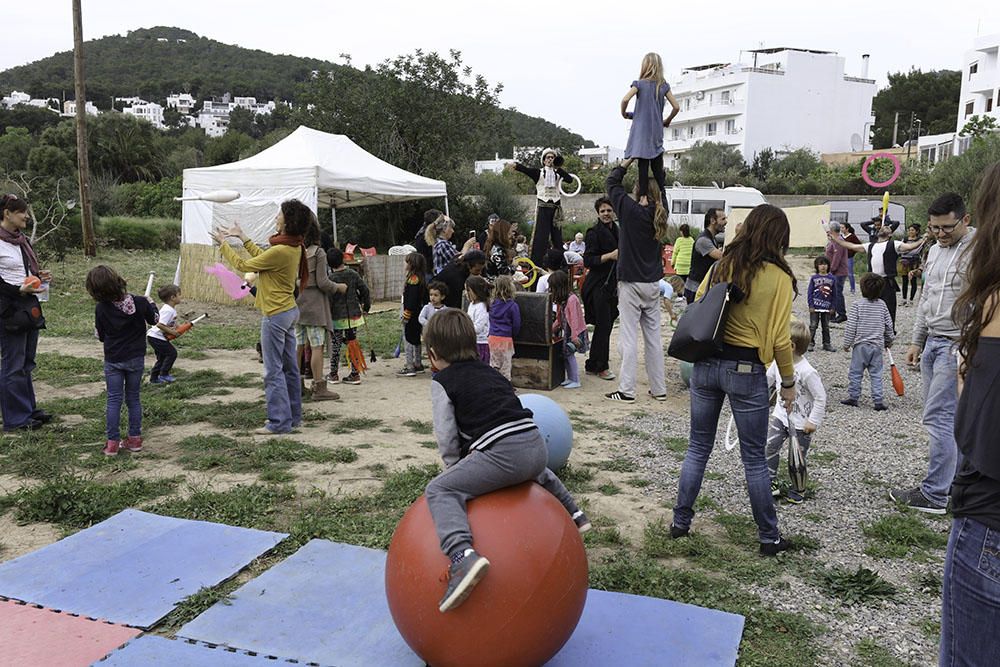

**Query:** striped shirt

left=843, top=298, right=894, bottom=349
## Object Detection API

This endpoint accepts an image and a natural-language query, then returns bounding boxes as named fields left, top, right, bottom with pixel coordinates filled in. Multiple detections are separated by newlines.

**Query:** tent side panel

left=179, top=242, right=257, bottom=307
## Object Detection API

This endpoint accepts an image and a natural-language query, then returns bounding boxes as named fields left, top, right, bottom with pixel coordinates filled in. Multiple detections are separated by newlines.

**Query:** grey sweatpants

left=616, top=281, right=666, bottom=397
left=764, top=415, right=813, bottom=480
left=425, top=429, right=580, bottom=557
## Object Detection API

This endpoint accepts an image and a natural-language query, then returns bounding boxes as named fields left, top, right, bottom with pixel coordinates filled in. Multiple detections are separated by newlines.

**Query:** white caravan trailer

left=664, top=183, right=768, bottom=231
left=825, top=199, right=907, bottom=236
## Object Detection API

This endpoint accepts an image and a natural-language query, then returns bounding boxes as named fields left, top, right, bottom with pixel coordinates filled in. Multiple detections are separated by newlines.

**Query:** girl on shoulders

left=621, top=52, right=680, bottom=205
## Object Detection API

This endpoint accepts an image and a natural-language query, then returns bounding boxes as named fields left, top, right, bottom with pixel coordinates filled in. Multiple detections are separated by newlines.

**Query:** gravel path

left=619, top=278, right=945, bottom=665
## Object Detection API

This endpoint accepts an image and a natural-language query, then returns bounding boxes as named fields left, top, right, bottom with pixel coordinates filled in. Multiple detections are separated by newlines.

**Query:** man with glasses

left=890, top=193, right=975, bottom=514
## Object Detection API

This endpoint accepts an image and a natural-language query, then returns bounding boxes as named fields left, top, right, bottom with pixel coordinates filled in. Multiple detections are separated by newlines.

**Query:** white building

left=63, top=100, right=99, bottom=116
left=197, top=110, right=230, bottom=137
left=956, top=33, right=1000, bottom=153
left=1, top=91, right=30, bottom=108
left=662, top=48, right=876, bottom=169
left=123, top=101, right=165, bottom=129
left=578, top=145, right=625, bottom=167
left=474, top=153, right=514, bottom=175
left=166, top=93, right=196, bottom=115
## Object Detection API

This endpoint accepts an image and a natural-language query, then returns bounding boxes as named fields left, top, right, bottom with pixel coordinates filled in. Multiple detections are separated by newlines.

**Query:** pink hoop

left=861, top=153, right=901, bottom=188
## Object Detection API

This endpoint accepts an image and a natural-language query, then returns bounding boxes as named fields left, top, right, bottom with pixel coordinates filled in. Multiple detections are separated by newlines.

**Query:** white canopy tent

left=180, top=125, right=449, bottom=248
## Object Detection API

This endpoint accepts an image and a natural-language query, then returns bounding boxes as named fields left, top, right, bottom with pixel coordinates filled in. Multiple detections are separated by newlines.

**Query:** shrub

left=99, top=217, right=181, bottom=249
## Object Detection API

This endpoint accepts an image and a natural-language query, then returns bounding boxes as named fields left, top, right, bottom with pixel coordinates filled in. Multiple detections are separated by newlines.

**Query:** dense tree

left=959, top=115, right=999, bottom=139
left=0, top=106, right=62, bottom=136
left=0, top=127, right=34, bottom=171
left=871, top=69, right=961, bottom=149
left=678, top=141, right=747, bottom=185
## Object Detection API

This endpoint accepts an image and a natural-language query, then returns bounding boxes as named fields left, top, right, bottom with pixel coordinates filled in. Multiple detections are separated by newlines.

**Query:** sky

left=4, top=1, right=999, bottom=148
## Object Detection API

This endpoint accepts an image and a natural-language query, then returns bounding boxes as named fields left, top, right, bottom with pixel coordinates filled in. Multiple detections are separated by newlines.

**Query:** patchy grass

left=596, top=457, right=637, bottom=473
left=32, top=353, right=105, bottom=387
left=154, top=484, right=295, bottom=529
left=854, top=638, right=909, bottom=667
left=9, top=475, right=181, bottom=528
left=330, top=417, right=385, bottom=434
left=863, top=513, right=949, bottom=559
left=176, top=435, right=357, bottom=473
left=817, top=566, right=897, bottom=605
left=402, top=419, right=433, bottom=435
left=598, top=483, right=621, bottom=496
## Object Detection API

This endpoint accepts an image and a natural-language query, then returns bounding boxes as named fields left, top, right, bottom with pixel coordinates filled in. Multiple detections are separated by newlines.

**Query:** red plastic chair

left=360, top=247, right=377, bottom=257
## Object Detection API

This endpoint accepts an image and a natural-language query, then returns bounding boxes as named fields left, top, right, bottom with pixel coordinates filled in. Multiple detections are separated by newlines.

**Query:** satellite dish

left=850, top=133, right=864, bottom=152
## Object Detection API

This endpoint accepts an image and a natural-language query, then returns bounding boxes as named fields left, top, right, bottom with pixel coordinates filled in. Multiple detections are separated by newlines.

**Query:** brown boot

left=310, top=379, right=339, bottom=401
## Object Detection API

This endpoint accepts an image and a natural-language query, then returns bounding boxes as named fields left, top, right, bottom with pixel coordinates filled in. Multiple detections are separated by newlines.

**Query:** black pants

left=809, top=312, right=830, bottom=348
left=148, top=336, right=177, bottom=380
left=901, top=265, right=919, bottom=301
left=530, top=203, right=562, bottom=267
left=637, top=154, right=666, bottom=199
left=330, top=328, right=358, bottom=374
left=584, top=287, right=619, bottom=374
left=684, top=288, right=697, bottom=304
left=881, top=277, right=898, bottom=330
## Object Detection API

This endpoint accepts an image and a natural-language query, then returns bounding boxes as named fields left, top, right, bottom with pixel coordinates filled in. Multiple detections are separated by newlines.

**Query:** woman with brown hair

left=941, top=162, right=1000, bottom=665
left=671, top=204, right=798, bottom=556
left=483, top=218, right=515, bottom=279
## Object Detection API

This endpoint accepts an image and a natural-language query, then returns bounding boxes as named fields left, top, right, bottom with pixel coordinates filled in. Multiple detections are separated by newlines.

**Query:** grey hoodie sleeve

left=431, top=380, right=461, bottom=467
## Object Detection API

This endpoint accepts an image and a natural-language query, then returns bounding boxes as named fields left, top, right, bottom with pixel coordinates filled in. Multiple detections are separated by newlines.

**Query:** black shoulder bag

left=0, top=247, right=46, bottom=333
left=667, top=266, right=739, bottom=363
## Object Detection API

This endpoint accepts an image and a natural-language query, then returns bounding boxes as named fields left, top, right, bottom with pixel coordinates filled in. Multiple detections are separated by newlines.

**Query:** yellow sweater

left=220, top=240, right=301, bottom=316
left=697, top=262, right=794, bottom=379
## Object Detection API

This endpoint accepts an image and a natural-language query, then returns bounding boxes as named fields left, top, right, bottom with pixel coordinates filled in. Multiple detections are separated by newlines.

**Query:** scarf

left=0, top=225, right=39, bottom=275
left=268, top=233, right=309, bottom=289
left=542, top=166, right=558, bottom=188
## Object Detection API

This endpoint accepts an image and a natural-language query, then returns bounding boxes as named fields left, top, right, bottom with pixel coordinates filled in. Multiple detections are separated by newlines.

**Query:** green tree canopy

left=678, top=141, right=746, bottom=185
left=871, top=69, right=961, bottom=149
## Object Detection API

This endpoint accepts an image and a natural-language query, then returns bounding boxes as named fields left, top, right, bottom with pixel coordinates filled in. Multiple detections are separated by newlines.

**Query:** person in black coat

left=434, top=250, right=487, bottom=309
left=582, top=196, right=620, bottom=379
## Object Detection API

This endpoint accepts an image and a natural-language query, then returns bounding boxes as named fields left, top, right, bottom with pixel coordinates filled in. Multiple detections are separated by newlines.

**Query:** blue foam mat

left=95, top=635, right=276, bottom=666
left=0, top=509, right=286, bottom=628
left=179, top=539, right=421, bottom=667
left=180, top=539, right=744, bottom=667
left=547, top=588, right=744, bottom=666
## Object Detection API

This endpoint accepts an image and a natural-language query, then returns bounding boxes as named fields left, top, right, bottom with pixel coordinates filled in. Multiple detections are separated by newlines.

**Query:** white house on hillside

left=579, top=146, right=625, bottom=167
left=63, top=100, right=99, bottom=116
left=474, top=153, right=513, bottom=175
left=166, top=93, right=196, bottom=115
left=124, top=101, right=165, bottom=129
left=661, top=48, right=877, bottom=169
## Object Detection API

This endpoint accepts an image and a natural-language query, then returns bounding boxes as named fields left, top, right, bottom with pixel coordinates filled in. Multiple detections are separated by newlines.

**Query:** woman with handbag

left=0, top=194, right=53, bottom=432
left=670, top=204, right=797, bottom=556
left=582, top=196, right=619, bottom=380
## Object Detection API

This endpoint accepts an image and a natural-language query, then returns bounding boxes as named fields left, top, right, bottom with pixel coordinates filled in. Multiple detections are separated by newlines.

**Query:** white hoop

left=559, top=174, right=582, bottom=198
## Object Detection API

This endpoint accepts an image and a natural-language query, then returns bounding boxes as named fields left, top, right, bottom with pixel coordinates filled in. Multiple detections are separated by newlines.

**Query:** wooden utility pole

left=72, top=0, right=96, bottom=256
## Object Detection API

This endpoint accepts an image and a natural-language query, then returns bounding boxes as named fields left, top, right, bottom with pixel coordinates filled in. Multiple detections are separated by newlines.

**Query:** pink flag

left=205, top=263, right=251, bottom=300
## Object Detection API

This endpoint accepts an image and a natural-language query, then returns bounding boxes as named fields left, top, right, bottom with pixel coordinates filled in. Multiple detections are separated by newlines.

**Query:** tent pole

left=444, top=193, right=450, bottom=217
left=332, top=207, right=338, bottom=248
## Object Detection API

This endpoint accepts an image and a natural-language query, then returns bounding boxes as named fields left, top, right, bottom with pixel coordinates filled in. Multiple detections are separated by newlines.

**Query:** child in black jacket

left=86, top=265, right=159, bottom=456
left=423, top=308, right=589, bottom=613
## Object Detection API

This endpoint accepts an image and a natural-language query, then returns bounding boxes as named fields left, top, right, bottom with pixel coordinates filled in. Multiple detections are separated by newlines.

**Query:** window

left=970, top=62, right=979, bottom=79
left=830, top=212, right=849, bottom=223
left=671, top=128, right=681, bottom=140
left=705, top=122, right=717, bottom=136
left=720, top=90, right=731, bottom=104
left=688, top=126, right=696, bottom=138
left=672, top=200, right=690, bottom=214
left=726, top=119, right=737, bottom=134
left=988, top=99, right=994, bottom=113
left=684, top=98, right=691, bottom=110
left=691, top=200, right=726, bottom=215
left=965, top=101, right=975, bottom=117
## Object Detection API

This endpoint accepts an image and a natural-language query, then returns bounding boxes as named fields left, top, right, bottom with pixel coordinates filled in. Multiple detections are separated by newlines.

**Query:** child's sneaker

left=760, top=537, right=793, bottom=557
left=563, top=381, right=581, bottom=389
left=771, top=480, right=781, bottom=498
left=873, top=402, right=888, bottom=411
left=822, top=345, right=835, bottom=352
left=343, top=372, right=362, bottom=385
left=807, top=342, right=815, bottom=352
left=149, top=377, right=167, bottom=385
left=327, top=372, right=340, bottom=384
left=412, top=364, right=427, bottom=374
left=839, top=398, right=859, bottom=407
left=597, top=369, right=616, bottom=381
left=785, top=489, right=804, bottom=504
left=397, top=366, right=418, bottom=377
left=102, top=439, right=121, bottom=456
left=161, top=375, right=176, bottom=383
left=669, top=523, right=689, bottom=539
left=572, top=511, right=592, bottom=534
left=123, top=436, right=143, bottom=453
left=439, top=550, right=490, bottom=612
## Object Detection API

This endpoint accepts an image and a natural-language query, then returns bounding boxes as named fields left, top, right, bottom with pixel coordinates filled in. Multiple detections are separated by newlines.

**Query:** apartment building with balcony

left=956, top=34, right=1000, bottom=152
left=662, top=48, right=877, bottom=169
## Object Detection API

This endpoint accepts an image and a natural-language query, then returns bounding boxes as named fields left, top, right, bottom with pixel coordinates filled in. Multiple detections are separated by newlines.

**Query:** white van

left=664, top=183, right=767, bottom=231
left=825, top=200, right=907, bottom=236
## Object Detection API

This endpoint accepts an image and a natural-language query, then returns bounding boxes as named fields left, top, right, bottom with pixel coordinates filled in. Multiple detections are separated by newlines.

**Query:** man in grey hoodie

left=890, top=193, right=975, bottom=514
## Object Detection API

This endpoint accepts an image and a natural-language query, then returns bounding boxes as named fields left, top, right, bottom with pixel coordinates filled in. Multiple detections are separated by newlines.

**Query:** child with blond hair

left=488, top=275, right=520, bottom=381
left=765, top=320, right=827, bottom=503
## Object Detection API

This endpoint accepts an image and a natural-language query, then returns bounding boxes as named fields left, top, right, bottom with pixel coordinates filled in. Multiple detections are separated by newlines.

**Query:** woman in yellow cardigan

left=212, top=199, right=312, bottom=435
left=670, top=204, right=798, bottom=556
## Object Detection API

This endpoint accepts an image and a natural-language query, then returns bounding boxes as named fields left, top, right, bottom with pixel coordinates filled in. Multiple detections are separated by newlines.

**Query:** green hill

left=0, top=27, right=593, bottom=150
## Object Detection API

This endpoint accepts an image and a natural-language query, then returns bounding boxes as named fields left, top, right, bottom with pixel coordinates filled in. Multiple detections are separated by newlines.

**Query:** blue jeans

left=673, top=358, right=780, bottom=542
left=848, top=342, right=884, bottom=402
left=847, top=257, right=856, bottom=293
left=920, top=336, right=959, bottom=507
left=0, top=326, right=40, bottom=430
left=940, top=517, right=1000, bottom=666
left=834, top=275, right=847, bottom=319
left=260, top=306, right=302, bottom=433
left=104, top=356, right=144, bottom=440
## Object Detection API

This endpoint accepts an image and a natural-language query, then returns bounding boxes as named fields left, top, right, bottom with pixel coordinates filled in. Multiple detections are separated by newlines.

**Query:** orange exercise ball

left=385, top=482, right=589, bottom=667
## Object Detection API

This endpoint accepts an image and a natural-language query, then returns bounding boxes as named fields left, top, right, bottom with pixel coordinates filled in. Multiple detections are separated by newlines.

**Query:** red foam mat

left=0, top=598, right=141, bottom=666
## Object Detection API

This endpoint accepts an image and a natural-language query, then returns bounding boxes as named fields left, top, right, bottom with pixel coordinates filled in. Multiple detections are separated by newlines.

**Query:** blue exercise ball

left=679, top=361, right=694, bottom=388
left=518, top=393, right=574, bottom=471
